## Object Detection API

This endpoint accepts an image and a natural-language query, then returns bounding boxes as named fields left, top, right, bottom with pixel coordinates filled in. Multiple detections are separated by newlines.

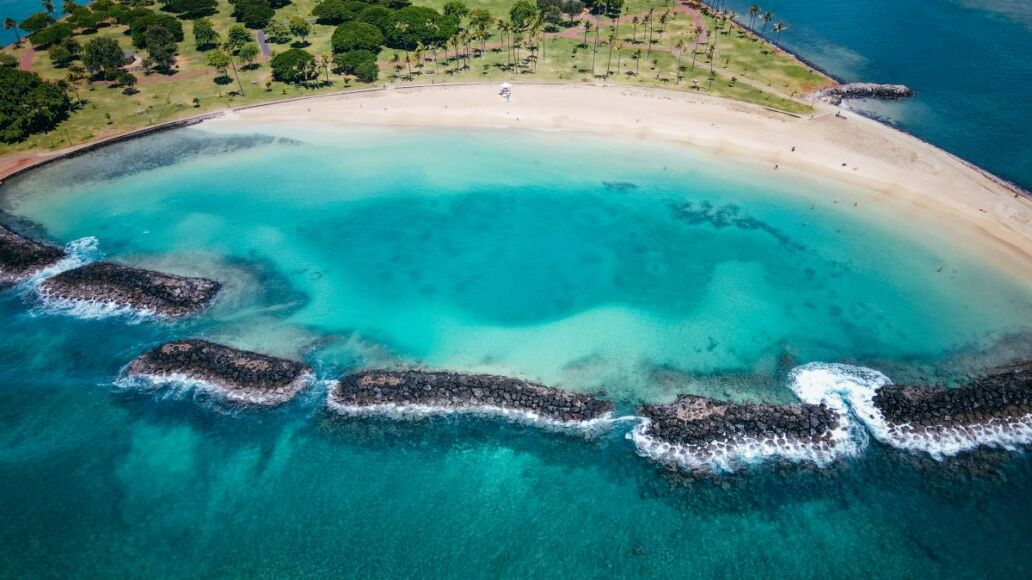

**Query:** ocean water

left=2, top=125, right=1032, bottom=576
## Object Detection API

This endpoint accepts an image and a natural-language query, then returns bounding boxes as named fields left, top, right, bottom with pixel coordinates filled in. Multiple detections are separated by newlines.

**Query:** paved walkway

left=256, top=30, right=271, bottom=57
left=19, top=45, right=35, bottom=72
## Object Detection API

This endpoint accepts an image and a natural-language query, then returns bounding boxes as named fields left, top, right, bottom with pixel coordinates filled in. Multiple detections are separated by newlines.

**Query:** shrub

left=0, top=53, right=18, bottom=67
left=332, top=48, right=374, bottom=72
left=353, top=59, right=378, bottom=82
left=331, top=21, right=382, bottom=53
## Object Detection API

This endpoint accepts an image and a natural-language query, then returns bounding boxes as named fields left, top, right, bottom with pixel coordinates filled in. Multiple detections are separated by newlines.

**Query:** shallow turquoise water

left=2, top=126, right=1032, bottom=577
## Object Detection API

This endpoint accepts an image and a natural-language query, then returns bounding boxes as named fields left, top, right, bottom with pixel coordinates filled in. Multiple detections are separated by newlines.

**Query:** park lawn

left=0, top=0, right=827, bottom=155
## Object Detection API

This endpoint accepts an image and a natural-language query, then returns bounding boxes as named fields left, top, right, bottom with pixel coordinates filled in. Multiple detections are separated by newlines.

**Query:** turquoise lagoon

left=2, top=125, right=1032, bottom=577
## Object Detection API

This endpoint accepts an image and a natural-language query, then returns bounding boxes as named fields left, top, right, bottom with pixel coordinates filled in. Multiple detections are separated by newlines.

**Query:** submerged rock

left=817, top=83, right=914, bottom=106
left=330, top=370, right=614, bottom=424
left=40, top=262, right=221, bottom=317
left=632, top=394, right=844, bottom=471
left=871, top=361, right=1032, bottom=453
left=126, top=339, right=311, bottom=405
left=0, top=224, right=65, bottom=286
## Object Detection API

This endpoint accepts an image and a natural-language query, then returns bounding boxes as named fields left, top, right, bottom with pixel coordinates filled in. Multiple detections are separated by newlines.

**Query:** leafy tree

left=331, top=21, right=382, bottom=53
left=0, top=67, right=71, bottom=143
left=82, top=36, right=124, bottom=75
left=358, top=5, right=391, bottom=33
left=311, top=0, right=362, bottom=24
left=162, top=0, right=217, bottom=19
left=509, top=0, right=536, bottom=30
left=20, top=12, right=54, bottom=34
left=288, top=15, right=310, bottom=44
left=231, top=0, right=274, bottom=29
left=264, top=19, right=290, bottom=43
left=269, top=47, right=316, bottom=83
left=143, top=23, right=178, bottom=72
left=116, top=70, right=137, bottom=93
left=332, top=48, right=373, bottom=72
left=48, top=38, right=79, bottom=67
left=226, top=24, right=252, bottom=52
left=385, top=6, right=454, bottom=50
left=238, top=41, right=259, bottom=67
left=206, top=47, right=230, bottom=74
left=129, top=13, right=182, bottom=48
left=352, top=58, right=378, bottom=82
left=442, top=0, right=468, bottom=23
left=28, top=22, right=72, bottom=48
left=192, top=17, right=220, bottom=49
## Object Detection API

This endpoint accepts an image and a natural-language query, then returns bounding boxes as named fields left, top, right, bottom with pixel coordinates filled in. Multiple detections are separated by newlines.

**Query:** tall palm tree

left=748, top=4, right=759, bottom=30
left=605, top=27, right=616, bottom=77
left=656, top=11, right=669, bottom=46
left=581, top=19, right=591, bottom=48
left=633, top=48, right=642, bottom=76
left=673, top=38, right=684, bottom=82
left=760, top=11, right=773, bottom=35
left=644, top=9, right=655, bottom=60
left=615, top=41, right=624, bottom=75
left=318, top=53, right=331, bottom=83
left=394, top=21, right=411, bottom=77
left=690, top=24, right=702, bottom=70
left=630, top=16, right=639, bottom=44
left=42, top=0, right=55, bottom=14
left=4, top=16, right=21, bottom=45
left=772, top=21, right=785, bottom=48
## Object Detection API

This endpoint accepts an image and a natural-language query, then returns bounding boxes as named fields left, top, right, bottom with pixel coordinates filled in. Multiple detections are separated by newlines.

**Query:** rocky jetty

left=871, top=361, right=1032, bottom=454
left=125, top=339, right=311, bottom=405
left=0, top=224, right=65, bottom=286
left=632, top=395, right=844, bottom=470
left=330, top=370, right=614, bottom=424
left=40, top=262, right=221, bottom=316
left=818, top=83, right=914, bottom=106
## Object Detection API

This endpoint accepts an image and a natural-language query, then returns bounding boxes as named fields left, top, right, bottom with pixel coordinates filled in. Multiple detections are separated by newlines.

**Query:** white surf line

left=788, top=362, right=1032, bottom=459
left=115, top=371, right=315, bottom=406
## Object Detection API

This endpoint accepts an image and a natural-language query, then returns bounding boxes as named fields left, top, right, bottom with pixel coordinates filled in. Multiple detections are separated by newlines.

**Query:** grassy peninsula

left=0, top=0, right=832, bottom=156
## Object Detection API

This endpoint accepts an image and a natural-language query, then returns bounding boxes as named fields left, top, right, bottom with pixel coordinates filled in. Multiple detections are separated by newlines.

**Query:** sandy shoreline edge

left=2, top=83, right=1030, bottom=275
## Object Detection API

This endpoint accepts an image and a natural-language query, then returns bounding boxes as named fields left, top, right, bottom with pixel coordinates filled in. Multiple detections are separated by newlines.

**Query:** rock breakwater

left=818, top=83, right=914, bottom=105
left=329, top=370, right=614, bottom=426
left=871, top=361, right=1032, bottom=456
left=40, top=262, right=221, bottom=317
left=125, top=339, right=311, bottom=405
left=630, top=394, right=848, bottom=471
left=0, top=224, right=66, bottom=286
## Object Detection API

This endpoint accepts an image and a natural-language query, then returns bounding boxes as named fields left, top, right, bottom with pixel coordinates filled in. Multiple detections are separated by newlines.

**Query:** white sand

left=220, top=83, right=1032, bottom=276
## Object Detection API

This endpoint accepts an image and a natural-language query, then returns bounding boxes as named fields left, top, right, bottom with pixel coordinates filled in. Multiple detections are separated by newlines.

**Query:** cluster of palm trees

left=744, top=3, right=786, bottom=48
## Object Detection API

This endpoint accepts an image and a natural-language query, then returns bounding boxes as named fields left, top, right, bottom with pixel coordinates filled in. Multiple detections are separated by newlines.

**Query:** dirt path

left=19, top=45, right=35, bottom=72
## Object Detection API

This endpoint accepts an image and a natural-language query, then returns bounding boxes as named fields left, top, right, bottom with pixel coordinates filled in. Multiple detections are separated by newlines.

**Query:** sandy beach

left=5, top=83, right=1032, bottom=273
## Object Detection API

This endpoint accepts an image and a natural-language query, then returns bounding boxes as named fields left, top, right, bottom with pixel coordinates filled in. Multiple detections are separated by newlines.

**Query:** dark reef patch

left=40, top=262, right=221, bottom=317
left=330, top=370, right=614, bottom=424
left=670, top=201, right=805, bottom=251
left=126, top=339, right=311, bottom=405
left=0, top=224, right=66, bottom=287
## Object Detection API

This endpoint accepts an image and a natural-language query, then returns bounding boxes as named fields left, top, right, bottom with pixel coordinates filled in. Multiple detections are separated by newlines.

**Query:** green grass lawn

left=0, top=0, right=832, bottom=155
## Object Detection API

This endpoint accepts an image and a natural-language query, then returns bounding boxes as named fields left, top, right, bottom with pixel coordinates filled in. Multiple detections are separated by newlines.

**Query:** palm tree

left=748, top=4, right=760, bottom=30
left=656, top=11, right=669, bottom=46
left=394, top=21, right=411, bottom=77
left=760, top=11, right=773, bottom=36
left=644, top=9, right=656, bottom=60
left=4, top=16, right=21, bottom=45
left=772, top=21, right=785, bottom=48
left=615, top=41, right=624, bottom=75
left=630, top=16, right=638, bottom=44
left=673, top=38, right=684, bottom=82
left=581, top=19, right=591, bottom=48
left=633, top=48, right=641, bottom=76
left=605, top=27, right=616, bottom=77
left=317, top=53, right=331, bottom=83
left=690, top=24, right=702, bottom=70
left=42, top=0, right=55, bottom=14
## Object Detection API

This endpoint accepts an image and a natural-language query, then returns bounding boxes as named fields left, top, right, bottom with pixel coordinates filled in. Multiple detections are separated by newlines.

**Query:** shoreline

left=2, top=83, right=1031, bottom=277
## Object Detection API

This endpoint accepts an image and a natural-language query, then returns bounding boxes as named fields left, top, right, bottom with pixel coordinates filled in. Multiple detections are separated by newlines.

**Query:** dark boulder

left=818, top=83, right=914, bottom=106
left=0, top=224, right=65, bottom=286
left=40, top=262, right=220, bottom=316
left=330, top=369, right=614, bottom=423
left=126, top=339, right=311, bottom=405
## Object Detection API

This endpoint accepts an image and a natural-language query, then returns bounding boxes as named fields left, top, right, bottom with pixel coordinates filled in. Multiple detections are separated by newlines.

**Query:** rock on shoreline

left=872, top=361, right=1032, bottom=445
left=126, top=339, right=311, bottom=405
left=818, top=83, right=914, bottom=106
left=0, top=224, right=66, bottom=286
left=40, top=262, right=221, bottom=316
left=634, top=394, right=843, bottom=470
left=330, top=370, right=614, bottom=424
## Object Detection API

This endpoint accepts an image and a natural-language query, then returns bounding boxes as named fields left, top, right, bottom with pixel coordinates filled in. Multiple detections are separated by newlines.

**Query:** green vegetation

left=0, top=67, right=72, bottom=143
left=1, top=0, right=831, bottom=154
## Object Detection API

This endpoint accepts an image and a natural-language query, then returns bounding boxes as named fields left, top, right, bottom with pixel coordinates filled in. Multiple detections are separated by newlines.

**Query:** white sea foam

left=19, top=236, right=100, bottom=287
left=116, top=371, right=313, bottom=406
left=787, top=362, right=1032, bottom=459
left=626, top=415, right=857, bottom=473
left=325, top=390, right=623, bottom=433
